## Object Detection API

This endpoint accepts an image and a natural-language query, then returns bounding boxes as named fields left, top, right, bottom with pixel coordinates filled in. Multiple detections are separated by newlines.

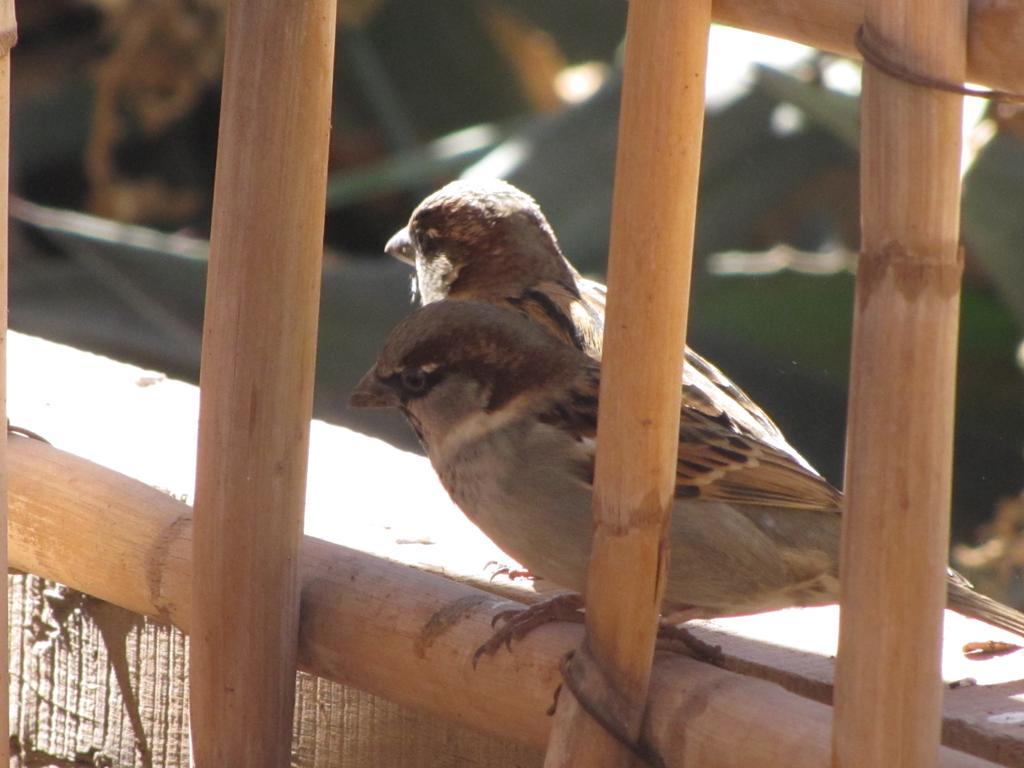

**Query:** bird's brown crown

left=406, top=179, right=577, bottom=294
left=373, top=299, right=583, bottom=410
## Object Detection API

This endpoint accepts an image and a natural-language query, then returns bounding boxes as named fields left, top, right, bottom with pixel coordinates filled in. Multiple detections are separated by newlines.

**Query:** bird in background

left=350, top=299, right=1024, bottom=642
left=384, top=177, right=814, bottom=472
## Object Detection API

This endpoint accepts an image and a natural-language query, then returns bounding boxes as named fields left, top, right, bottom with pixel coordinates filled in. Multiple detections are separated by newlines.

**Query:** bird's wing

left=674, top=409, right=841, bottom=510
left=577, top=276, right=607, bottom=313
left=506, top=278, right=604, bottom=358
left=545, top=363, right=841, bottom=512
left=681, top=347, right=792, bottom=446
left=573, top=278, right=815, bottom=471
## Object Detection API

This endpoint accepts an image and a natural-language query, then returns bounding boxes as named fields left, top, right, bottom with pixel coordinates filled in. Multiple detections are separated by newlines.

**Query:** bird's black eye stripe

left=416, top=230, right=439, bottom=254
left=401, top=368, right=428, bottom=392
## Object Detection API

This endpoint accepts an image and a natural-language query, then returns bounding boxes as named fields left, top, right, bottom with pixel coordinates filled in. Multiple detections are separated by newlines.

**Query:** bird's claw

left=656, top=622, right=726, bottom=666
left=484, top=561, right=536, bottom=582
left=472, top=593, right=585, bottom=668
left=489, top=607, right=522, bottom=628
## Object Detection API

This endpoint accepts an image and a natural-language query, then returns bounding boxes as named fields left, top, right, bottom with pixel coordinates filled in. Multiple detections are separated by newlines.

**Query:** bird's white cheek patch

left=434, top=400, right=526, bottom=465
left=440, top=256, right=461, bottom=287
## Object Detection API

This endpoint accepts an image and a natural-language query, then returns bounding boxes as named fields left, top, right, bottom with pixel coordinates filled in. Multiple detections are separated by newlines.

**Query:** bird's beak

left=385, top=227, right=416, bottom=264
left=350, top=368, right=401, bottom=409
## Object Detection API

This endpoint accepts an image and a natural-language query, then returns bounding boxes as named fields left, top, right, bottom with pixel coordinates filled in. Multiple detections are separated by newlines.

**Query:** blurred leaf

left=12, top=197, right=208, bottom=261
left=494, top=0, right=627, bottom=61
left=963, top=131, right=1024, bottom=330
left=366, top=1, right=532, bottom=139
left=483, top=4, right=566, bottom=113
left=756, top=64, right=860, bottom=150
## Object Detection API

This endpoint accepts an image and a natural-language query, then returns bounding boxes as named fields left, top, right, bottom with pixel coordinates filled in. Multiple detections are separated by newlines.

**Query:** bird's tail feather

left=947, top=581, right=1024, bottom=640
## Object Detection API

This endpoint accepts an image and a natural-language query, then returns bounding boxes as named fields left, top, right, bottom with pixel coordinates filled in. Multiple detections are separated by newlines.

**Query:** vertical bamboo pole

left=833, top=4, right=966, bottom=768
left=543, top=2, right=710, bottom=766
left=190, top=0, right=336, bottom=765
left=0, top=4, right=13, bottom=764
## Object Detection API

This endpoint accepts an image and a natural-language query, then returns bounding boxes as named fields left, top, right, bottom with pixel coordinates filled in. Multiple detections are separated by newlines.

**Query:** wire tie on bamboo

left=7, top=423, right=51, bottom=444
left=855, top=24, right=1024, bottom=103
left=0, top=27, right=14, bottom=57
left=556, top=646, right=667, bottom=768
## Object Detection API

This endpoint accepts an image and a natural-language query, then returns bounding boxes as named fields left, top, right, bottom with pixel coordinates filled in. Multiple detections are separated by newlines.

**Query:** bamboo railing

left=7, top=0, right=1011, bottom=764
left=712, top=0, right=1021, bottom=93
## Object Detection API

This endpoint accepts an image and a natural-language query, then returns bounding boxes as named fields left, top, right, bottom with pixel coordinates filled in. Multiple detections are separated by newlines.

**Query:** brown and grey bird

left=385, top=178, right=813, bottom=470
left=351, top=299, right=1024, bottom=639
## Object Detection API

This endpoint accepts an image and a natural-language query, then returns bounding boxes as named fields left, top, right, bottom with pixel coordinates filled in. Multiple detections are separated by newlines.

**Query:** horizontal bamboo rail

left=712, top=0, right=1022, bottom=94
left=6, top=437, right=1000, bottom=768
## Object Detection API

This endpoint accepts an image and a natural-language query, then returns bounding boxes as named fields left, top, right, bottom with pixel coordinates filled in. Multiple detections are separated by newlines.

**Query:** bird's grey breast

left=664, top=499, right=841, bottom=614
left=435, top=415, right=594, bottom=593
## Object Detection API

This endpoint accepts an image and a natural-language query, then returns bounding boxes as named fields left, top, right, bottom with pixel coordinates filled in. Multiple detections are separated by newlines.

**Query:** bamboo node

left=857, top=242, right=964, bottom=309
left=415, top=593, right=494, bottom=659
left=558, top=645, right=666, bottom=768
left=7, top=424, right=51, bottom=444
left=855, top=24, right=1024, bottom=103
left=0, top=27, right=16, bottom=58
left=147, top=514, right=192, bottom=625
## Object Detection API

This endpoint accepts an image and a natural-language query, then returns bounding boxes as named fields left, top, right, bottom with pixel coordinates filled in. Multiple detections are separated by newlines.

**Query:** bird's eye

left=400, top=367, right=429, bottom=394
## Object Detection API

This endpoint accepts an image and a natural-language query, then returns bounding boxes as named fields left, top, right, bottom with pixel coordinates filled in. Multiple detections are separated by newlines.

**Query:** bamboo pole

left=0, top=3, right=14, bottom=764
left=712, top=0, right=1023, bottom=95
left=833, top=3, right=967, bottom=767
left=191, top=0, right=336, bottom=765
left=5, top=437, right=999, bottom=768
left=542, top=2, right=710, bottom=766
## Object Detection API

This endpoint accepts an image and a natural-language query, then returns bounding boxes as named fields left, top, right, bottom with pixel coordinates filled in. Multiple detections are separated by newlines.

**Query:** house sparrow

left=350, top=299, right=1024, bottom=639
left=385, top=177, right=812, bottom=470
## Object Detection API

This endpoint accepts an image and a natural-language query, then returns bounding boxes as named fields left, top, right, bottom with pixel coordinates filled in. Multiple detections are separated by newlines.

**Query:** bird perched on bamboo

left=384, top=177, right=811, bottom=469
left=350, top=300, right=1024, bottom=643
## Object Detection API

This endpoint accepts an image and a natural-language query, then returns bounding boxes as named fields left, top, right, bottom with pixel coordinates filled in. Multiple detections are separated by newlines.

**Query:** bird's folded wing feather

left=675, top=410, right=841, bottom=510
left=544, top=364, right=842, bottom=512
left=575, top=278, right=805, bottom=458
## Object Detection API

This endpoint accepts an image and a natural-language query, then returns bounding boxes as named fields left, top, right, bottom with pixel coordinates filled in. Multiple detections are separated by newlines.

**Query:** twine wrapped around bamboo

left=713, top=0, right=1022, bottom=94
